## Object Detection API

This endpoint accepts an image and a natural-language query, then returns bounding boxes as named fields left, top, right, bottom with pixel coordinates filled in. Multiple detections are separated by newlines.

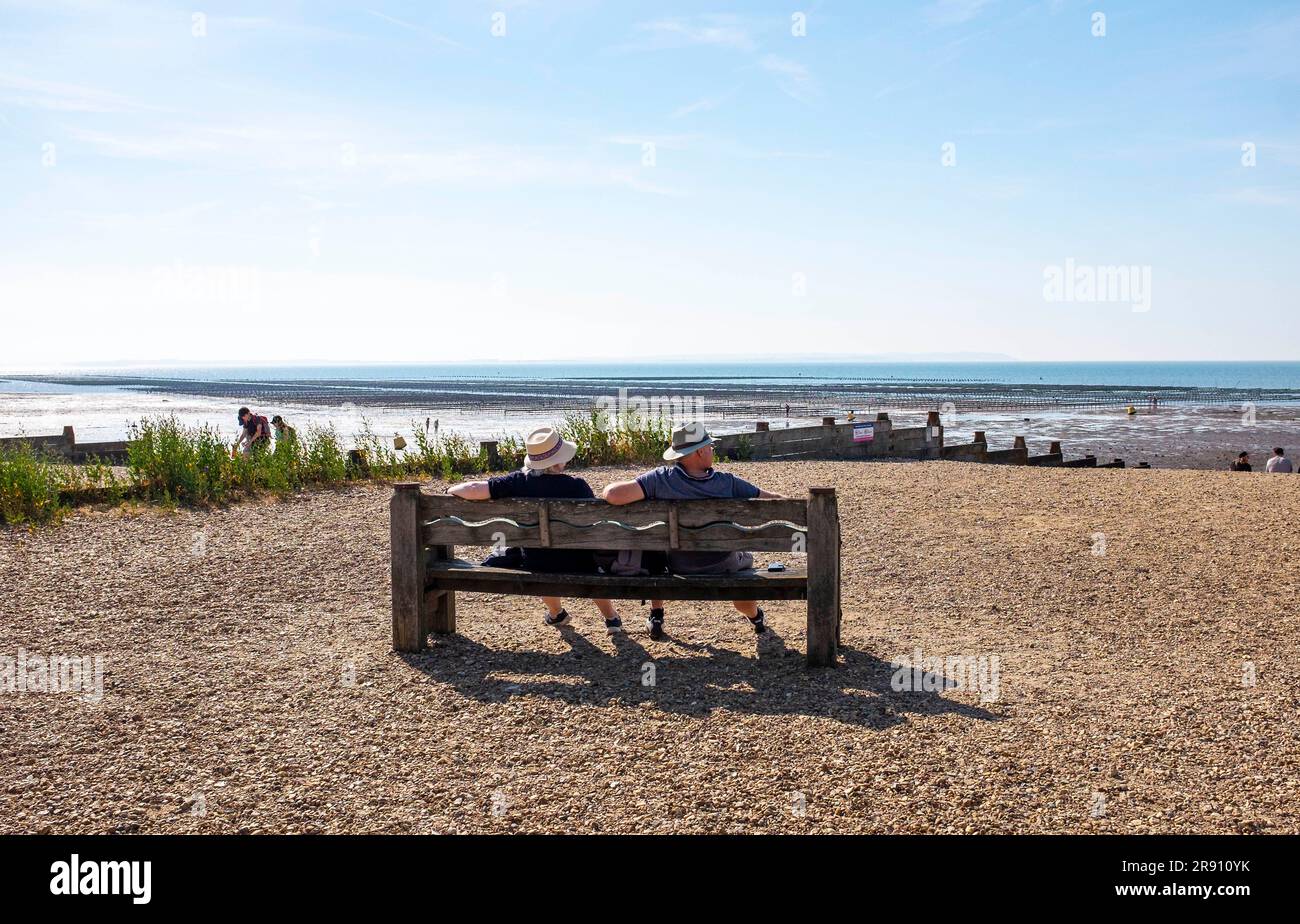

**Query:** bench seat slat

left=425, top=559, right=809, bottom=601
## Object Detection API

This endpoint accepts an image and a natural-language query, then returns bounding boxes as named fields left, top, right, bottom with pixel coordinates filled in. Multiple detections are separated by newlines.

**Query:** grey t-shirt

left=1266, top=456, right=1294, bottom=473
left=635, top=465, right=761, bottom=572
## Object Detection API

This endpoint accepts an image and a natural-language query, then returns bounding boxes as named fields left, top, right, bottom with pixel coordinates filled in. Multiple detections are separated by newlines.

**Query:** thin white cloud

left=759, top=55, right=817, bottom=103
left=362, top=8, right=462, bottom=47
left=624, top=15, right=757, bottom=52
left=60, top=114, right=685, bottom=197
left=66, top=200, right=223, bottom=233
left=611, top=16, right=814, bottom=105
left=64, top=126, right=222, bottom=159
left=924, top=0, right=996, bottom=26
left=366, top=145, right=688, bottom=197
left=204, top=14, right=362, bottom=42
left=0, top=73, right=164, bottom=113
left=671, top=97, right=718, bottom=119
left=602, top=133, right=695, bottom=150
left=1217, top=187, right=1298, bottom=207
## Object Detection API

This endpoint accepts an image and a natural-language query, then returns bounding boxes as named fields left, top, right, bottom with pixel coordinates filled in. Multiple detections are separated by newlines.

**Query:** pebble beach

left=2, top=460, right=1298, bottom=834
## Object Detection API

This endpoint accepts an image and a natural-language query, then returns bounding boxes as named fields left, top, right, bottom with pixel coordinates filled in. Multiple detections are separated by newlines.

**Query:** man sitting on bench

left=449, top=426, right=624, bottom=634
left=602, top=422, right=785, bottom=640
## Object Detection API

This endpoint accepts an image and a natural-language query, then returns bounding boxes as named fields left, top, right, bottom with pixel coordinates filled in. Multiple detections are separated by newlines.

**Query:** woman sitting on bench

left=447, top=426, right=624, bottom=634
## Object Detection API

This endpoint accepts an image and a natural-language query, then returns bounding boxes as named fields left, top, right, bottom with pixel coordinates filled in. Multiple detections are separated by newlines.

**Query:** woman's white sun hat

left=523, top=426, right=578, bottom=471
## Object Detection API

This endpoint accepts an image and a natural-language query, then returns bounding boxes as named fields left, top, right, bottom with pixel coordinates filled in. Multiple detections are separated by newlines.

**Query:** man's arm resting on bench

left=602, top=479, right=786, bottom=503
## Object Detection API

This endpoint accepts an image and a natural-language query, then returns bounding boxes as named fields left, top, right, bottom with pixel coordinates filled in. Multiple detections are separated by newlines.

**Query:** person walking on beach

left=1265, top=448, right=1293, bottom=473
left=448, top=426, right=623, bottom=633
left=1230, top=451, right=1252, bottom=472
left=601, top=422, right=785, bottom=641
left=235, top=407, right=271, bottom=456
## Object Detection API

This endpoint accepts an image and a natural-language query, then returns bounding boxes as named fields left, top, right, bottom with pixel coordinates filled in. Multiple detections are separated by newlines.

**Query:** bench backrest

left=419, top=494, right=812, bottom=552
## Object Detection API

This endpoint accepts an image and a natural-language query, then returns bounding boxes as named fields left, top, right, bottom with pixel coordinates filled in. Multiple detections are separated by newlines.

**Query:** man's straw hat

left=523, top=426, right=577, bottom=471
left=663, top=422, right=715, bottom=461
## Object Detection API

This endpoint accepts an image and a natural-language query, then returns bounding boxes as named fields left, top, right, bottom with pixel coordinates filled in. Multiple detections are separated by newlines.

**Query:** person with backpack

left=601, top=422, right=786, bottom=641
left=235, top=407, right=271, bottom=456
left=447, top=426, right=623, bottom=633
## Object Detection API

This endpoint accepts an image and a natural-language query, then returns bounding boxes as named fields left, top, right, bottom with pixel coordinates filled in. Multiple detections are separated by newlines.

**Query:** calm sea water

left=9, top=361, right=1300, bottom=389
left=3, top=361, right=1298, bottom=445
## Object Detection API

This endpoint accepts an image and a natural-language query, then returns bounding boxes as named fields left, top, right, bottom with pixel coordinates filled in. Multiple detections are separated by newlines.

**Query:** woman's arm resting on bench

left=601, top=479, right=645, bottom=505
left=448, top=480, right=491, bottom=500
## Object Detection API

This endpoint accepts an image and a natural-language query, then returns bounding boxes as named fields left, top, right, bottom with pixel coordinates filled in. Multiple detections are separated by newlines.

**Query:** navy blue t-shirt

left=487, top=469, right=597, bottom=573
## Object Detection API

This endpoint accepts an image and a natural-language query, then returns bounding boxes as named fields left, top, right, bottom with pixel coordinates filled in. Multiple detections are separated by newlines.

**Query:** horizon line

left=7, top=358, right=1300, bottom=375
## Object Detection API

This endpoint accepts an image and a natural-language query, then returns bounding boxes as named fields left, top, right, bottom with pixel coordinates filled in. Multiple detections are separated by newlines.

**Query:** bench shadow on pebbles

left=397, top=629, right=1001, bottom=730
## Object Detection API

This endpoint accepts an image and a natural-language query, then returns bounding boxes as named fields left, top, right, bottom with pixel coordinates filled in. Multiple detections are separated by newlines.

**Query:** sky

left=1, top=0, right=1298, bottom=367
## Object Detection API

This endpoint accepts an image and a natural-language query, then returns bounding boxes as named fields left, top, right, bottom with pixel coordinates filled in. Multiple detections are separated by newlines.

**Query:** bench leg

left=806, top=488, right=840, bottom=667
left=429, top=590, right=456, bottom=634
left=429, top=544, right=456, bottom=634
left=391, top=483, right=428, bottom=652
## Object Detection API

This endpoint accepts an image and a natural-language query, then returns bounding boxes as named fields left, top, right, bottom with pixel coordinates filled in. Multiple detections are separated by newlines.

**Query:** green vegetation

left=0, top=442, right=67, bottom=525
left=127, top=417, right=352, bottom=505
left=558, top=410, right=672, bottom=466
left=0, top=410, right=679, bottom=525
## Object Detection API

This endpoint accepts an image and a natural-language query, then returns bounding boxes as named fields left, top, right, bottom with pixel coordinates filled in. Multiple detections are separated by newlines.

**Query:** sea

left=5, top=360, right=1300, bottom=389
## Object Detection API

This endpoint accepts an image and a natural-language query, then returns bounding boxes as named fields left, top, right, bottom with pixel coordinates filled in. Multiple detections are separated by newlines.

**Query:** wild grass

left=558, top=410, right=672, bottom=466
left=0, top=411, right=677, bottom=523
left=0, top=442, right=68, bottom=525
left=128, top=417, right=356, bottom=505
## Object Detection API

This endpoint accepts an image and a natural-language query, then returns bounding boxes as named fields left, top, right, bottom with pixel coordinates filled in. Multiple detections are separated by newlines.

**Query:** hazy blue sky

left=2, top=0, right=1297, bottom=365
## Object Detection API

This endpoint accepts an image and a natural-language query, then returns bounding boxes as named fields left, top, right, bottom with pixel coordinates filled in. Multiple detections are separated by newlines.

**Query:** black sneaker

left=545, top=608, right=570, bottom=627
left=646, top=608, right=665, bottom=640
left=605, top=616, right=623, bottom=634
left=749, top=608, right=767, bottom=635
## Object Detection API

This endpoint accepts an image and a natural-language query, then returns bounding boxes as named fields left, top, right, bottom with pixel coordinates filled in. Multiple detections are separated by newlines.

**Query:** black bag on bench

left=594, top=549, right=669, bottom=576
left=481, top=547, right=525, bottom=569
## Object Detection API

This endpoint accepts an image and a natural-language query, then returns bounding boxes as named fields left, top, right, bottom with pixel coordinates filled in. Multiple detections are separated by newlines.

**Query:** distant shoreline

left=5, top=369, right=1300, bottom=412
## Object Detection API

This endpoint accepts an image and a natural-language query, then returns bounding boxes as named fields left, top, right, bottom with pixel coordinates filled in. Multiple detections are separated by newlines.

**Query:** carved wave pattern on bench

left=427, top=515, right=673, bottom=533
left=682, top=519, right=807, bottom=534
left=423, top=515, right=807, bottom=534
left=424, top=515, right=540, bottom=529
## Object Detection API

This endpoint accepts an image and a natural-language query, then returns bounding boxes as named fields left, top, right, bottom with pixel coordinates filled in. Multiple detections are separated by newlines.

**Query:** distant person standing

left=270, top=416, right=297, bottom=457
left=271, top=415, right=297, bottom=444
left=1265, top=448, right=1293, bottom=473
left=1230, top=451, right=1252, bottom=472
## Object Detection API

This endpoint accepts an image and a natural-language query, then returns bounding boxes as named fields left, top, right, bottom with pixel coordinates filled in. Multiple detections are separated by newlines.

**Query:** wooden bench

left=390, top=483, right=842, bottom=666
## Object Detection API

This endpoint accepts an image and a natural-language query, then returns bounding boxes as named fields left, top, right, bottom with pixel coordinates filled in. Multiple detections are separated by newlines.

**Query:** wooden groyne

left=701, top=414, right=1142, bottom=468
left=5, top=419, right=1146, bottom=471
left=0, top=427, right=130, bottom=464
